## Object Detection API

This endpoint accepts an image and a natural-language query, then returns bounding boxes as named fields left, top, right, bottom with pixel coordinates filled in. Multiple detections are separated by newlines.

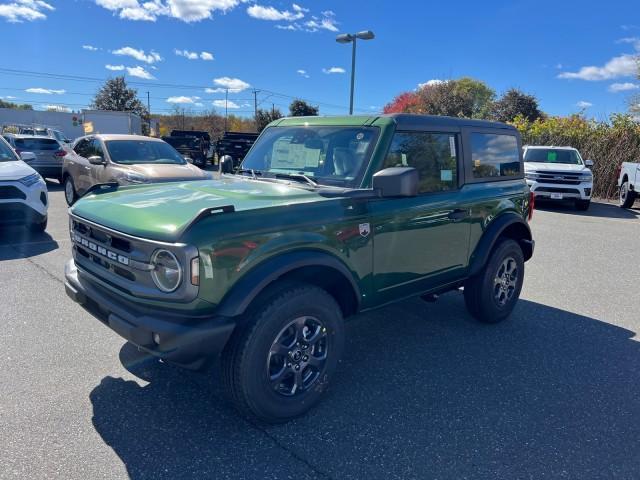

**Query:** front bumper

left=527, top=179, right=592, bottom=200
left=64, top=259, right=236, bottom=370
left=0, top=179, right=48, bottom=226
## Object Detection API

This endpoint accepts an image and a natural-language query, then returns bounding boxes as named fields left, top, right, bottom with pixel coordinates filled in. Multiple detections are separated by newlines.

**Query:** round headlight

left=150, top=249, right=182, bottom=292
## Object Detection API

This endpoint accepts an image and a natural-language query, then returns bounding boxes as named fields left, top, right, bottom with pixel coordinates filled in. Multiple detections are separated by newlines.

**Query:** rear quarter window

left=14, top=138, right=60, bottom=151
left=471, top=133, right=521, bottom=178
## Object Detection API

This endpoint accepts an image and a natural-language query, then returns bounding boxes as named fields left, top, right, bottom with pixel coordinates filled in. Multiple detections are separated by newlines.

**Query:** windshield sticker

left=547, top=151, right=558, bottom=162
left=441, top=169, right=453, bottom=181
left=449, top=136, right=456, bottom=158
left=271, top=139, right=320, bottom=169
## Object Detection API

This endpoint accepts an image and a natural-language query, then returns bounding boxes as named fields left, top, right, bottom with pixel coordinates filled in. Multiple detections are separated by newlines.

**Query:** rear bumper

left=64, top=259, right=236, bottom=369
left=30, top=165, right=62, bottom=179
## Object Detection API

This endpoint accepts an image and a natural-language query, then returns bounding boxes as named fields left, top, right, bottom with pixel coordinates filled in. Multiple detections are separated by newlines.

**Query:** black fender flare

left=215, top=250, right=361, bottom=318
left=468, top=213, right=533, bottom=277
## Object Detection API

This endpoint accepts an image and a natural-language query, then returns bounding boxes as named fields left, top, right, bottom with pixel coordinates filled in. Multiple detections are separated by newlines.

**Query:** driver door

left=88, top=138, right=111, bottom=187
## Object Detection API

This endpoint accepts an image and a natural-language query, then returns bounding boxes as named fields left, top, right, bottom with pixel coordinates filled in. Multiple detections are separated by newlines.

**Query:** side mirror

left=220, top=155, right=234, bottom=174
left=19, top=151, right=36, bottom=162
left=88, top=155, right=105, bottom=165
left=585, top=159, right=594, bottom=168
left=372, top=167, right=419, bottom=197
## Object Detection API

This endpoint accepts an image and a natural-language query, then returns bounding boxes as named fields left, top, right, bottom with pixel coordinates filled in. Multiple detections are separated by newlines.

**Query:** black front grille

left=0, top=185, right=26, bottom=200
left=73, top=220, right=131, bottom=252
left=536, top=187, right=581, bottom=194
left=536, top=178, right=581, bottom=185
left=535, top=172, right=582, bottom=185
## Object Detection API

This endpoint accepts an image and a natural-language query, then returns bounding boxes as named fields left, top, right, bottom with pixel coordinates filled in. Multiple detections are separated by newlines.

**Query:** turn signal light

left=190, top=257, right=200, bottom=286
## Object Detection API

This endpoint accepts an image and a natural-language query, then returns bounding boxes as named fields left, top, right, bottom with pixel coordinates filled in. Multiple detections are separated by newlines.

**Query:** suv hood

left=70, top=175, right=330, bottom=242
left=0, top=160, right=37, bottom=181
left=524, top=162, right=588, bottom=173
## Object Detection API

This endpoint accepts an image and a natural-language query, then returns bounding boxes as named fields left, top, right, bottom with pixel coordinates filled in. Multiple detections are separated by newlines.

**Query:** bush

left=511, top=114, right=640, bottom=198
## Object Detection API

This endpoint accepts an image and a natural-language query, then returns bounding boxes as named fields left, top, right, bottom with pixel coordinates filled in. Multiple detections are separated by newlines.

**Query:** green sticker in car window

left=547, top=151, right=557, bottom=162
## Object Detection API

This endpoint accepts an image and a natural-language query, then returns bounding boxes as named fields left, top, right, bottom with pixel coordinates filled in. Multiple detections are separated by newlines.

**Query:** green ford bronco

left=64, top=114, right=534, bottom=423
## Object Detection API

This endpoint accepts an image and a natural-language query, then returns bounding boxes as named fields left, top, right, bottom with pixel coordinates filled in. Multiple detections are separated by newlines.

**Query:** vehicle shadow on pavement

left=89, top=295, right=640, bottom=479
left=536, top=200, right=640, bottom=219
left=0, top=227, right=58, bottom=260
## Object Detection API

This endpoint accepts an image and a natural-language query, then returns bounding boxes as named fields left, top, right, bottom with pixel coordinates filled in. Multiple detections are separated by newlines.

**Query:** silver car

left=2, top=134, right=68, bottom=182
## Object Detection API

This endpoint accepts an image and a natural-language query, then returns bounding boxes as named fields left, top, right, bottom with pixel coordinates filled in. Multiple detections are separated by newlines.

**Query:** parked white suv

left=0, top=136, right=48, bottom=232
left=523, top=146, right=593, bottom=211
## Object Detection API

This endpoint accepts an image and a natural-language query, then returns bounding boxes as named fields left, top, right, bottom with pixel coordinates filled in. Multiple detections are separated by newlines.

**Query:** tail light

left=54, top=149, right=66, bottom=157
left=528, top=191, right=535, bottom=221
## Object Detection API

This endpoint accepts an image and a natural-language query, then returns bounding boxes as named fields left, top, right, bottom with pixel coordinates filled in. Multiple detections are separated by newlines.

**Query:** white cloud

left=417, top=79, right=445, bottom=89
left=322, top=67, right=345, bottom=74
left=276, top=24, right=297, bottom=30
left=292, top=3, right=307, bottom=12
left=558, top=54, right=638, bottom=81
left=25, top=87, right=65, bottom=94
left=304, top=17, right=337, bottom=32
left=200, top=51, right=213, bottom=60
left=0, top=0, right=54, bottom=23
left=576, top=101, right=593, bottom=108
left=105, top=64, right=125, bottom=71
left=213, top=76, right=250, bottom=92
left=2, top=95, right=16, bottom=99
left=297, top=69, right=309, bottom=78
left=126, top=65, right=155, bottom=79
left=247, top=4, right=304, bottom=21
left=205, top=87, right=225, bottom=93
left=617, top=36, right=640, bottom=50
left=167, top=95, right=198, bottom=104
left=113, top=46, right=162, bottom=64
left=609, top=82, right=640, bottom=92
left=213, top=99, right=240, bottom=109
left=83, top=44, right=98, bottom=51
left=175, top=48, right=199, bottom=59
left=95, top=0, right=242, bottom=23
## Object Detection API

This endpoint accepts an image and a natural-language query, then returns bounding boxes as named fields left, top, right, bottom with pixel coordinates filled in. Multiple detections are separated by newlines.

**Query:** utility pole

left=272, top=103, right=275, bottom=117
left=253, top=89, right=260, bottom=132
left=224, top=88, right=228, bottom=132
left=146, top=91, right=151, bottom=135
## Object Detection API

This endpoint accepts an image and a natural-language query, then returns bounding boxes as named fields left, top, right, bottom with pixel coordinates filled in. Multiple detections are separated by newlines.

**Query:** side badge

left=359, top=223, right=370, bottom=237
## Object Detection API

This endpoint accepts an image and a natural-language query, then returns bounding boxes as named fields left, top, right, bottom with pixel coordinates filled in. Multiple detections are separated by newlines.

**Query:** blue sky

left=0, top=0, right=638, bottom=119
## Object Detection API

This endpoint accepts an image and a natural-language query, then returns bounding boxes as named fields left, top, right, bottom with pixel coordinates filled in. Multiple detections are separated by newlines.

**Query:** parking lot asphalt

left=2, top=183, right=640, bottom=480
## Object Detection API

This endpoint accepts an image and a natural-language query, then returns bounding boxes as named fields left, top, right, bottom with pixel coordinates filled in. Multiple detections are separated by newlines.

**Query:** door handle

left=447, top=208, right=469, bottom=221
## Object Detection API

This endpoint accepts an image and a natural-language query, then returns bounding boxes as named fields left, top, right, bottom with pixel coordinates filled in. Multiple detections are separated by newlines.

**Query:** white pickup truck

left=618, top=162, right=640, bottom=208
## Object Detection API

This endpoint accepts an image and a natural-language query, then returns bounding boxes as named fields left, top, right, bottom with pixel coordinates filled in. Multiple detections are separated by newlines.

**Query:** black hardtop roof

left=385, top=113, right=517, bottom=131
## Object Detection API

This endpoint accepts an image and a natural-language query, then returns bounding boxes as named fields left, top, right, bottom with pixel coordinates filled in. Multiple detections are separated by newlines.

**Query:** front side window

left=382, top=132, right=458, bottom=193
left=471, top=133, right=521, bottom=178
left=88, top=139, right=104, bottom=158
left=0, top=137, right=18, bottom=162
left=105, top=140, right=186, bottom=165
left=524, top=148, right=583, bottom=165
left=241, top=126, right=379, bottom=187
left=74, top=138, right=90, bottom=157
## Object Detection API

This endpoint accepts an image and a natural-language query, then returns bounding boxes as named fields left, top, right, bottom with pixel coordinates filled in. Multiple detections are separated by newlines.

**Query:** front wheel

left=619, top=181, right=636, bottom=209
left=64, top=176, right=77, bottom=206
left=575, top=199, right=591, bottom=211
left=221, top=283, right=344, bottom=423
left=464, top=239, right=525, bottom=324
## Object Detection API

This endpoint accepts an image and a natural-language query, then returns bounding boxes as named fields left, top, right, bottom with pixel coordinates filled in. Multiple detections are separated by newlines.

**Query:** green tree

left=91, top=76, right=149, bottom=134
left=491, top=88, right=542, bottom=123
left=256, top=107, right=283, bottom=132
left=0, top=99, right=33, bottom=110
left=451, top=77, right=495, bottom=118
left=289, top=99, right=319, bottom=116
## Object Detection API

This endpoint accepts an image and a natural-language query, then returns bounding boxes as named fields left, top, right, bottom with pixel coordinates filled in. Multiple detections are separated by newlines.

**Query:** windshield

left=524, top=148, right=583, bottom=165
left=0, top=138, right=18, bottom=162
left=241, top=126, right=379, bottom=187
left=105, top=140, right=187, bottom=165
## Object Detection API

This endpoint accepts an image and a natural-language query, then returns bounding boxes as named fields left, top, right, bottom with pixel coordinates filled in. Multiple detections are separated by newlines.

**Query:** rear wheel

left=221, top=283, right=344, bottom=423
left=464, top=239, right=524, bottom=323
left=575, top=199, right=591, bottom=211
left=619, top=181, right=636, bottom=208
left=64, top=176, right=77, bottom=206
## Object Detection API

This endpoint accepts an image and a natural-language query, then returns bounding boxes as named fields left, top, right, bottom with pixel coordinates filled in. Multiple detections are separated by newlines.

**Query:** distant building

left=0, top=108, right=142, bottom=141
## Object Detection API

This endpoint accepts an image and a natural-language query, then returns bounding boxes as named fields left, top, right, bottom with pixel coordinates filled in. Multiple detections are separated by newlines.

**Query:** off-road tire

left=464, top=239, right=524, bottom=324
left=619, top=181, right=636, bottom=209
left=221, top=283, right=344, bottom=423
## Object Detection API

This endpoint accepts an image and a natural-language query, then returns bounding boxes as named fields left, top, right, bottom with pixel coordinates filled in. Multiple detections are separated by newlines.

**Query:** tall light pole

left=336, top=30, right=375, bottom=115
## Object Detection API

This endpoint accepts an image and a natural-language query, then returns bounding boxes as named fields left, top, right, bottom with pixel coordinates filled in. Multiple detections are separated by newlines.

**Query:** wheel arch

left=215, top=250, right=361, bottom=319
left=469, top=213, right=533, bottom=277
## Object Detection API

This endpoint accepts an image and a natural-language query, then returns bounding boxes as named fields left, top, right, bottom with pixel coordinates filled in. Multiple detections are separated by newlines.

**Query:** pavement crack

left=245, top=420, right=335, bottom=480
left=8, top=245, right=63, bottom=286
